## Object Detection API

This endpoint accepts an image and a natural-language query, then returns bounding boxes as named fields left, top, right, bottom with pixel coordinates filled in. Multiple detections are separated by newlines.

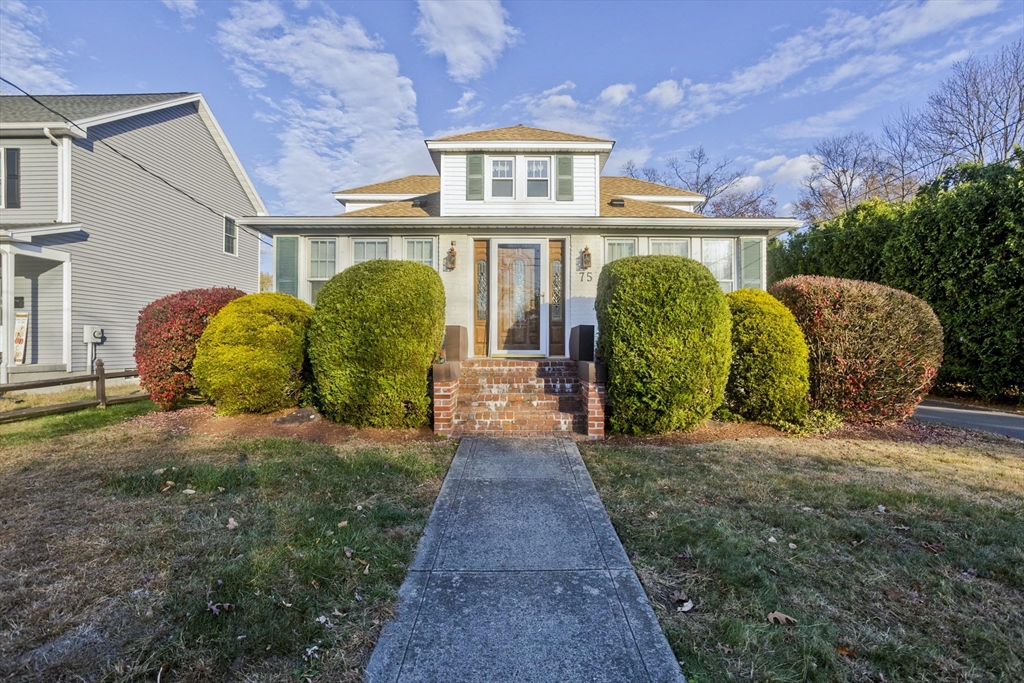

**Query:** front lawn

left=583, top=427, right=1024, bottom=682
left=0, top=412, right=454, bottom=682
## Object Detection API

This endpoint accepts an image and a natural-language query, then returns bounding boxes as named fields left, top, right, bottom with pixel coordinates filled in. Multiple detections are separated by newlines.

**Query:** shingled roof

left=430, top=125, right=612, bottom=143
left=0, top=93, right=195, bottom=123
left=334, top=175, right=440, bottom=195
left=337, top=192, right=441, bottom=218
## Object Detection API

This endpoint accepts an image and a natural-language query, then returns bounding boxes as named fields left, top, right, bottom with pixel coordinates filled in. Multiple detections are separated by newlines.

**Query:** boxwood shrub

left=135, top=287, right=244, bottom=410
left=193, top=293, right=314, bottom=414
left=724, top=289, right=810, bottom=424
left=596, top=255, right=732, bottom=434
left=307, top=260, right=445, bottom=427
left=771, top=275, right=943, bottom=422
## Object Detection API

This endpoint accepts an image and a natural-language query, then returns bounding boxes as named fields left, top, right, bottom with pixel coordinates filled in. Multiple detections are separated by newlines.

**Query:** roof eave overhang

left=0, top=122, right=87, bottom=138
left=332, top=192, right=430, bottom=203
left=616, top=194, right=705, bottom=204
left=239, top=215, right=801, bottom=237
left=425, top=140, right=614, bottom=153
left=0, top=222, right=84, bottom=242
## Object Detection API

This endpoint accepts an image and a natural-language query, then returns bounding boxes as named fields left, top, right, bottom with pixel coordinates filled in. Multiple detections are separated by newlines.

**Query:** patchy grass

left=0, top=400, right=157, bottom=447
left=582, top=431, right=1024, bottom=683
left=0, top=381, right=146, bottom=413
left=0, top=414, right=454, bottom=682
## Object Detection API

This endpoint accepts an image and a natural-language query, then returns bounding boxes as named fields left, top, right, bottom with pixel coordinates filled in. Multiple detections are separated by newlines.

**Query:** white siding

left=35, top=102, right=260, bottom=372
left=0, top=137, right=59, bottom=222
left=441, top=153, right=599, bottom=217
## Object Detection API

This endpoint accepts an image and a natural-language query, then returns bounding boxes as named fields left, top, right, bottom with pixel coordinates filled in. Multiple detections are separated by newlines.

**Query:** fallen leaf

left=160, top=481, right=175, bottom=493
left=280, top=600, right=292, bottom=608
left=677, top=600, right=694, bottom=613
left=337, top=521, right=348, bottom=528
left=891, top=525, right=910, bottom=531
left=921, top=541, right=945, bottom=554
left=226, top=518, right=239, bottom=530
left=647, top=511, right=658, bottom=519
left=837, top=645, right=857, bottom=658
left=145, top=605, right=153, bottom=618
left=766, top=611, right=796, bottom=626
left=886, top=588, right=901, bottom=601
left=332, top=608, right=345, bottom=617
left=788, top=543, right=797, bottom=549
left=801, top=506, right=813, bottom=512
left=877, top=505, right=887, bottom=513
left=344, top=547, right=353, bottom=558
left=354, top=593, right=364, bottom=602
left=363, top=564, right=370, bottom=575
left=182, top=489, right=196, bottom=495
left=153, top=468, right=166, bottom=476
left=717, top=643, right=734, bottom=654
left=217, top=487, right=225, bottom=493
left=962, top=569, right=978, bottom=579
left=768, top=536, right=777, bottom=543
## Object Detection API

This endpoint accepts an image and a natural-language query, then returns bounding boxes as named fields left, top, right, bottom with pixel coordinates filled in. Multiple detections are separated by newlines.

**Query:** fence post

left=95, top=358, right=107, bottom=408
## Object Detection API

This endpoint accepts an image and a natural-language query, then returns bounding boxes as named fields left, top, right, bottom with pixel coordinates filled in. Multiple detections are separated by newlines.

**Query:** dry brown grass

left=0, top=381, right=145, bottom=412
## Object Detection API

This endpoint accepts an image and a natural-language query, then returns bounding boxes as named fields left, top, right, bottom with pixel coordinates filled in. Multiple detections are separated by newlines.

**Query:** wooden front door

left=496, top=243, right=542, bottom=352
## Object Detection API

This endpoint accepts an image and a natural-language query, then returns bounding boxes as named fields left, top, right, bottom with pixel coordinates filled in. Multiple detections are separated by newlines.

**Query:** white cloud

left=599, top=83, right=635, bottom=107
left=448, top=90, right=483, bottom=118
left=162, top=0, right=199, bottom=20
left=0, top=0, right=73, bottom=94
left=768, top=154, right=818, bottom=188
left=751, top=155, right=788, bottom=174
left=414, top=0, right=520, bottom=83
left=644, top=80, right=684, bottom=108
left=505, top=80, right=623, bottom=139
left=607, top=145, right=652, bottom=172
left=217, top=0, right=430, bottom=215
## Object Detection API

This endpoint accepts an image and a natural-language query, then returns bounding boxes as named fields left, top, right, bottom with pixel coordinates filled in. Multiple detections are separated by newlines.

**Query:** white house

left=243, top=125, right=799, bottom=360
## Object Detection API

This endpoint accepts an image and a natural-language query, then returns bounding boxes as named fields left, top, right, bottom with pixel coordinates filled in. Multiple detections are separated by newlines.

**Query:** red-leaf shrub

left=770, top=276, right=943, bottom=423
left=135, top=287, right=245, bottom=410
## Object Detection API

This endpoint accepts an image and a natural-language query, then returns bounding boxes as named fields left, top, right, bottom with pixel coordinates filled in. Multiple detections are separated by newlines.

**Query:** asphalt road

left=913, top=399, right=1024, bottom=440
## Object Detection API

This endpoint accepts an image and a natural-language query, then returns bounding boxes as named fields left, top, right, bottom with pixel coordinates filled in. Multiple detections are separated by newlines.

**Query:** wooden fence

left=0, top=359, right=149, bottom=425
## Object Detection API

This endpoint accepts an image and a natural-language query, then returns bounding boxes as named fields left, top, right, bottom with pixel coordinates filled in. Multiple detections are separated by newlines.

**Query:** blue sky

left=2, top=0, right=1021, bottom=218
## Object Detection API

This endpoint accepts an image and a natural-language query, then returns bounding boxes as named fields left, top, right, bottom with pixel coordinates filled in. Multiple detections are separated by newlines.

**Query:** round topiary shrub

left=770, top=275, right=943, bottom=423
left=307, top=260, right=445, bottom=427
left=193, top=293, right=314, bottom=414
left=135, top=287, right=245, bottom=410
left=596, top=255, right=732, bottom=434
left=724, top=289, right=810, bottom=424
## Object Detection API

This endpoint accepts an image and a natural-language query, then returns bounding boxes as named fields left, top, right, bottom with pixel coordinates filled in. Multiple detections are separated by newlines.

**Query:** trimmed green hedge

left=596, top=255, right=732, bottom=434
left=771, top=275, right=943, bottom=423
left=307, top=260, right=445, bottom=427
left=193, top=293, right=314, bottom=414
left=724, top=289, right=810, bottom=424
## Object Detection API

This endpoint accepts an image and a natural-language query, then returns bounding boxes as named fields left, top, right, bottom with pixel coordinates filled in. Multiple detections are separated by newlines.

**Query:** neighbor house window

left=308, top=238, right=336, bottom=302
left=405, top=238, right=434, bottom=268
left=702, top=238, right=735, bottom=292
left=353, top=239, right=388, bottom=264
left=526, top=158, right=549, bottom=198
left=605, top=238, right=636, bottom=263
left=2, top=147, right=21, bottom=209
left=491, top=158, right=514, bottom=197
left=650, top=239, right=690, bottom=258
left=223, top=216, right=237, bottom=255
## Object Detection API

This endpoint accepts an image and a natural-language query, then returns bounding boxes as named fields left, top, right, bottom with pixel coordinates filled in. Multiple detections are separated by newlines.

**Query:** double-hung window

left=308, top=238, right=336, bottom=302
left=223, top=216, right=237, bottom=255
left=526, top=158, right=549, bottom=198
left=701, top=238, right=735, bottom=292
left=405, top=238, right=434, bottom=268
left=605, top=238, right=636, bottom=263
left=353, top=238, right=389, bottom=264
left=491, top=158, right=514, bottom=197
left=650, top=239, right=690, bottom=258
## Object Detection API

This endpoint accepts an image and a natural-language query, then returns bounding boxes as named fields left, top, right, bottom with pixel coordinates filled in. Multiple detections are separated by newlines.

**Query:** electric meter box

left=83, top=326, right=103, bottom=344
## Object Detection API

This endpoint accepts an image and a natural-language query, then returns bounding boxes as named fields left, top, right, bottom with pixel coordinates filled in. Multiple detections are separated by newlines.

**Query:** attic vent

left=609, top=198, right=625, bottom=207
left=412, top=197, right=428, bottom=208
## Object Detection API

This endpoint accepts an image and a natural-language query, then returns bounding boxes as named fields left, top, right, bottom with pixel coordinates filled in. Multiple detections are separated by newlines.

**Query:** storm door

left=490, top=240, right=547, bottom=354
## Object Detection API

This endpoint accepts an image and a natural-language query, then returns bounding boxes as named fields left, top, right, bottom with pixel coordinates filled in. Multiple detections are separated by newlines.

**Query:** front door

left=491, top=241, right=547, bottom=354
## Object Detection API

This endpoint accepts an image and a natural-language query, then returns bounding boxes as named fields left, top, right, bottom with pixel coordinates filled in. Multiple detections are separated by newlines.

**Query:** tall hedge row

left=135, top=287, right=244, bottom=410
left=596, top=255, right=732, bottom=434
left=768, top=153, right=1023, bottom=398
left=307, top=260, right=445, bottom=427
left=771, top=276, right=944, bottom=422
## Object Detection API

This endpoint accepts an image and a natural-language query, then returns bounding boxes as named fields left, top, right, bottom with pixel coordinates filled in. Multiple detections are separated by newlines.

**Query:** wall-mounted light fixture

left=444, top=241, right=457, bottom=271
left=581, top=246, right=592, bottom=270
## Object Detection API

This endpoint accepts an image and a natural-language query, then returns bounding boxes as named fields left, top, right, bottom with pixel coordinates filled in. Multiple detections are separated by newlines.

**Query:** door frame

left=488, top=238, right=549, bottom=357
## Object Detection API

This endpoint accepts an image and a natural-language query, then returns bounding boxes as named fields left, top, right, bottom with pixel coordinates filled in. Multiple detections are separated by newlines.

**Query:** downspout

left=42, top=126, right=60, bottom=146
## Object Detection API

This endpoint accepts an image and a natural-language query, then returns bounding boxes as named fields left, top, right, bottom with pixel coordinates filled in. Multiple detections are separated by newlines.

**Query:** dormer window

left=527, top=158, right=549, bottom=198
left=491, top=158, right=514, bottom=197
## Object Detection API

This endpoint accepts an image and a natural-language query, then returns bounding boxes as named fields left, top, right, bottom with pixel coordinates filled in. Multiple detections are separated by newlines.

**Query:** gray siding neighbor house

left=0, top=93, right=266, bottom=383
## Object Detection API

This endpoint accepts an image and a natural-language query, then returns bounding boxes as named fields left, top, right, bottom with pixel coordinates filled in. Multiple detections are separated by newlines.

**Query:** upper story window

left=527, top=158, right=549, bottom=198
left=491, top=158, right=514, bottom=197
left=1, top=147, right=21, bottom=209
left=223, top=216, right=237, bottom=255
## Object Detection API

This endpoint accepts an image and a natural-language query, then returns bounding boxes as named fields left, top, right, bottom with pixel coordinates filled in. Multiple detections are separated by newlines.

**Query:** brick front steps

left=451, top=359, right=584, bottom=437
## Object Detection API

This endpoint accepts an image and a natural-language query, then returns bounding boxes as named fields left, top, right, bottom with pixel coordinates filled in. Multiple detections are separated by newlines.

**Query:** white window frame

left=525, top=156, right=551, bottom=200
left=649, top=237, right=692, bottom=258
left=351, top=237, right=390, bottom=266
left=489, top=156, right=515, bottom=200
left=604, top=238, right=637, bottom=264
left=222, top=215, right=238, bottom=256
left=700, top=237, right=736, bottom=292
left=402, top=236, right=437, bottom=269
left=0, top=146, right=5, bottom=209
left=307, top=237, right=337, bottom=302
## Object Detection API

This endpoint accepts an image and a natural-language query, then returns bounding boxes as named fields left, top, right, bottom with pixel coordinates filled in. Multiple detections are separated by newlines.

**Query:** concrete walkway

left=366, top=438, right=685, bottom=683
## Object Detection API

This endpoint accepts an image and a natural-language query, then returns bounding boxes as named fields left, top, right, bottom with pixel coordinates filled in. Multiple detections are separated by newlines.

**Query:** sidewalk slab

left=366, top=437, right=685, bottom=683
